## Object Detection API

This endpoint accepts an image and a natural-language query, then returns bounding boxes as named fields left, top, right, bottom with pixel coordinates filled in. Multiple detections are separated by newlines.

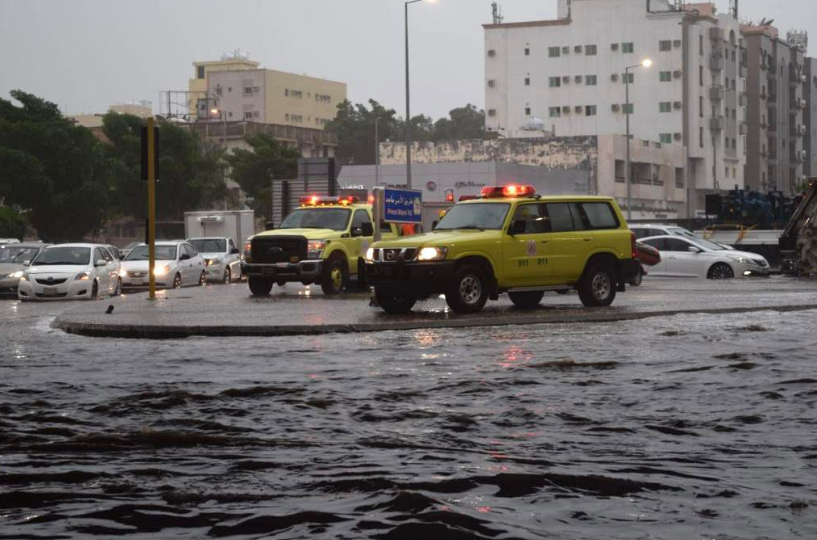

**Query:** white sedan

left=188, top=237, right=242, bottom=283
left=639, top=235, right=771, bottom=279
left=18, top=244, right=122, bottom=300
left=120, top=241, right=206, bottom=290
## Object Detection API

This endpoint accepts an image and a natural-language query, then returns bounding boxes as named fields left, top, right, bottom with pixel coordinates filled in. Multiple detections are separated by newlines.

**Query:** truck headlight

left=417, top=247, right=448, bottom=261
left=307, top=240, right=328, bottom=259
left=365, top=248, right=375, bottom=262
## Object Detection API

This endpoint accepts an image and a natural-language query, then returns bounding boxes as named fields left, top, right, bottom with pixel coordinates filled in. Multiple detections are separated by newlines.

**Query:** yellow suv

left=242, top=195, right=398, bottom=295
left=365, top=185, right=639, bottom=313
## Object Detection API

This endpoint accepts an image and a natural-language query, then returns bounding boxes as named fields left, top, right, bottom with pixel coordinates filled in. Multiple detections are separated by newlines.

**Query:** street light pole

left=375, top=117, right=380, bottom=187
left=404, top=0, right=436, bottom=189
left=624, top=59, right=652, bottom=221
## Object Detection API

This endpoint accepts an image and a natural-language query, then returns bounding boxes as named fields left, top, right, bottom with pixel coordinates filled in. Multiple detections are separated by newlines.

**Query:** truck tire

left=321, top=256, right=348, bottom=295
left=249, top=276, right=273, bottom=296
left=508, top=291, right=544, bottom=309
left=578, top=263, right=616, bottom=307
left=445, top=264, right=489, bottom=313
left=375, top=286, right=416, bottom=314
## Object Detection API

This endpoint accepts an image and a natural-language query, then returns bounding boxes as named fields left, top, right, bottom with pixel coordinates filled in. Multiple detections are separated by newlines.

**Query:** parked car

left=630, top=224, right=735, bottom=250
left=188, top=237, right=242, bottom=283
left=17, top=244, right=121, bottom=300
left=0, top=243, right=50, bottom=294
left=639, top=235, right=770, bottom=279
left=104, top=244, right=123, bottom=260
left=0, top=238, right=20, bottom=245
left=629, top=241, right=662, bottom=286
left=120, top=241, right=206, bottom=290
left=120, top=242, right=140, bottom=259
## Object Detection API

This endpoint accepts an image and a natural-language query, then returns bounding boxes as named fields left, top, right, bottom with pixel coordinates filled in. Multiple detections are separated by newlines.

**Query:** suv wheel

left=508, top=291, right=544, bottom=309
left=321, top=257, right=347, bottom=295
left=375, top=287, right=416, bottom=314
left=248, top=276, right=273, bottom=296
left=445, top=264, right=489, bottom=313
left=578, top=263, right=617, bottom=307
left=223, top=267, right=231, bottom=284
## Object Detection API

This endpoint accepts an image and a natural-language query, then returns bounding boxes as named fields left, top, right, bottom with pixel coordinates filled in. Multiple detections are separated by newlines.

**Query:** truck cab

left=242, top=195, right=399, bottom=295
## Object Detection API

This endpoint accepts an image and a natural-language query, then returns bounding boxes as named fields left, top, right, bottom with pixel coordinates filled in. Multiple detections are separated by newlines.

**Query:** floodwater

left=1, top=296, right=816, bottom=540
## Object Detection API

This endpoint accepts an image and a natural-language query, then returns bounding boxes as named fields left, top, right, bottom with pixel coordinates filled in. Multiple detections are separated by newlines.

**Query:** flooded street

left=1, top=294, right=816, bottom=539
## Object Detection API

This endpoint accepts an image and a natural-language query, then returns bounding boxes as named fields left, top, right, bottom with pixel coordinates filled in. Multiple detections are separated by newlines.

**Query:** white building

left=484, top=0, right=747, bottom=215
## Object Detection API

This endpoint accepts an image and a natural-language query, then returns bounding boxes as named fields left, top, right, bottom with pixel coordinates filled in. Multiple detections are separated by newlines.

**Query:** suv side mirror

left=230, top=248, right=240, bottom=255
left=509, top=220, right=527, bottom=236
left=361, top=222, right=374, bottom=237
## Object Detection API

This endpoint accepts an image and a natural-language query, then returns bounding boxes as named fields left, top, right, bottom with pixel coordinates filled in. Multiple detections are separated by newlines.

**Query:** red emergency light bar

left=480, top=185, right=536, bottom=198
left=299, top=195, right=360, bottom=206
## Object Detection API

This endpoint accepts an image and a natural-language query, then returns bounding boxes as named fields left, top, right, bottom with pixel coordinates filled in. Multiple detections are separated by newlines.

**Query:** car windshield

left=31, top=246, right=90, bottom=266
left=125, top=245, right=178, bottom=261
left=190, top=239, right=226, bottom=253
left=434, top=203, right=510, bottom=231
left=279, top=208, right=351, bottom=231
left=0, top=246, right=39, bottom=264
left=689, top=238, right=727, bottom=251
left=667, top=227, right=697, bottom=238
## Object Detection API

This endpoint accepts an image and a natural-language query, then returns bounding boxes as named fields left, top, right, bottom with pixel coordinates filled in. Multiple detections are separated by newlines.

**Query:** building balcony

left=740, top=123, right=748, bottom=135
left=709, top=85, right=725, bottom=101
left=710, top=116, right=725, bottom=131
left=740, top=94, right=748, bottom=106
left=710, top=55, right=724, bottom=71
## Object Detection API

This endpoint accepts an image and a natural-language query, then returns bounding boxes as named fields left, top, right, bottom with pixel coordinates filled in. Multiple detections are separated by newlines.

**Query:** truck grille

left=372, top=248, right=417, bottom=262
left=252, top=236, right=308, bottom=264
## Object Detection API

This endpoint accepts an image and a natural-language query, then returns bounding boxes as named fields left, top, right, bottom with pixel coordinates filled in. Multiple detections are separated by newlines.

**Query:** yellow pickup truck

left=365, top=185, right=639, bottom=313
left=242, top=195, right=398, bottom=295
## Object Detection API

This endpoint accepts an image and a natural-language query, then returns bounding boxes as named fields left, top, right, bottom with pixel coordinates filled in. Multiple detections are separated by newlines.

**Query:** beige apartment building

left=188, top=53, right=346, bottom=131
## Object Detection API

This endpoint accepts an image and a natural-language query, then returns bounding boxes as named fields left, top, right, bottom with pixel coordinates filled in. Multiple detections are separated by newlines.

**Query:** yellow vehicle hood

left=254, top=229, right=340, bottom=240
left=373, top=230, right=499, bottom=248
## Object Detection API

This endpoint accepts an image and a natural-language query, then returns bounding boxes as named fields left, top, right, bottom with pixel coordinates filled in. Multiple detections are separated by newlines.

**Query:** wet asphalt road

left=1, top=279, right=816, bottom=539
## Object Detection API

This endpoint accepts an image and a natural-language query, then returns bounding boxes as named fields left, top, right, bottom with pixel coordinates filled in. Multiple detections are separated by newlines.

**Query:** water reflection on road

left=1, top=295, right=816, bottom=539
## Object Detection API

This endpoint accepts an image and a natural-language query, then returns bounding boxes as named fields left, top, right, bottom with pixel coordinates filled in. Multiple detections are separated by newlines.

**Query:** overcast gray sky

left=1, top=0, right=814, bottom=121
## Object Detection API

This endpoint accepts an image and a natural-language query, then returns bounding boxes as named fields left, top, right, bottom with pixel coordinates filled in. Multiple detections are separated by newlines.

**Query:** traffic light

left=444, top=189, right=454, bottom=203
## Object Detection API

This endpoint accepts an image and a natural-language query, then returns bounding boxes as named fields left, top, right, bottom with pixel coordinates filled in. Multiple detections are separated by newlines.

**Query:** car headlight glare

left=8, top=270, right=25, bottom=279
left=75, top=272, right=91, bottom=281
left=417, top=247, right=448, bottom=261
left=728, top=255, right=748, bottom=264
left=118, top=269, right=127, bottom=278
left=365, top=248, right=375, bottom=262
left=208, top=257, right=222, bottom=266
left=307, top=240, right=328, bottom=258
left=154, top=265, right=170, bottom=276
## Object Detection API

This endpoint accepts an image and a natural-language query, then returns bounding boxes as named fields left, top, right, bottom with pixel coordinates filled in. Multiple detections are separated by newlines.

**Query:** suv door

left=503, top=203, right=552, bottom=286
left=349, top=209, right=373, bottom=275
left=544, top=202, right=591, bottom=281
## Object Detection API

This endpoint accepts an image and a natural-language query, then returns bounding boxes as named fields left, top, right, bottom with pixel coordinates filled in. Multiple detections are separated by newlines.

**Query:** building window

left=243, top=87, right=253, bottom=95
left=549, top=107, right=561, bottom=118
left=622, top=42, right=634, bottom=53
left=659, top=40, right=672, bottom=52
left=524, top=47, right=530, bottom=56
left=197, top=66, right=205, bottom=79
left=700, top=127, right=704, bottom=148
left=699, top=35, right=704, bottom=55
left=585, top=44, right=597, bottom=56
left=215, top=87, right=222, bottom=96
left=659, top=102, right=672, bottom=113
left=525, top=77, right=530, bottom=86
left=290, top=90, right=303, bottom=99
left=699, top=96, right=704, bottom=117
left=549, top=77, right=561, bottom=87
left=585, top=75, right=597, bottom=86
left=548, top=46, right=560, bottom=58
left=291, top=114, right=303, bottom=123
left=622, top=103, right=634, bottom=114
left=585, top=105, right=597, bottom=116
left=622, top=72, right=634, bottom=84
left=244, top=111, right=253, bottom=120
left=699, top=66, right=704, bottom=86
left=660, top=133, right=673, bottom=144
left=659, top=71, right=672, bottom=82
left=525, top=107, right=531, bottom=116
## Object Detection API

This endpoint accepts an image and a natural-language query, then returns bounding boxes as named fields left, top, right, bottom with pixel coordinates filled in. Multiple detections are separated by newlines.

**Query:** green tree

left=0, top=90, right=113, bottom=242
left=433, top=104, right=486, bottom=141
left=224, top=134, right=300, bottom=221
left=326, top=99, right=404, bottom=166
left=0, top=206, right=27, bottom=239
left=101, top=113, right=227, bottom=220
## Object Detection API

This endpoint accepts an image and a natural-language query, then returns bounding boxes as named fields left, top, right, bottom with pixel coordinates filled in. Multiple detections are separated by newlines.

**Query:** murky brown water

left=1, top=297, right=815, bottom=539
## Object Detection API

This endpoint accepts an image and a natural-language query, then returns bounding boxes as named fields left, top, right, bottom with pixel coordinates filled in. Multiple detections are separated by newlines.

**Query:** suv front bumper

left=366, top=261, right=456, bottom=295
left=242, top=260, right=324, bottom=282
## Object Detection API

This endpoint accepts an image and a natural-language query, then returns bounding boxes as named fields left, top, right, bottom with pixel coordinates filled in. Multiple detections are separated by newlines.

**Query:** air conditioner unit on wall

left=488, top=49, right=496, bottom=57
left=562, top=76, right=571, bottom=83
left=611, top=43, right=619, bottom=51
left=673, top=70, right=683, bottom=78
left=575, top=75, right=583, bottom=83
left=612, top=104, right=620, bottom=111
left=488, top=109, right=496, bottom=117
left=488, top=79, right=496, bottom=87
left=673, top=39, right=682, bottom=47
left=674, top=132, right=682, bottom=141
left=562, top=46, right=570, bottom=54
left=575, top=105, right=583, bottom=113
left=611, top=73, right=619, bottom=82
left=674, top=101, right=682, bottom=109
left=562, top=106, right=571, bottom=113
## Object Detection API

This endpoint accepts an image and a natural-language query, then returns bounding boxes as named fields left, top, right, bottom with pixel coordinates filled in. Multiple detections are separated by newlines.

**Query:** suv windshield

left=31, top=246, right=90, bottom=266
left=125, top=245, right=178, bottom=261
left=190, top=239, right=226, bottom=253
left=279, top=208, right=351, bottom=231
left=434, top=203, right=510, bottom=231
left=0, top=246, right=39, bottom=264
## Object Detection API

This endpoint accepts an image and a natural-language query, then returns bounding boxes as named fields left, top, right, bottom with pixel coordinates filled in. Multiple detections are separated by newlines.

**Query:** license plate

left=43, top=287, right=59, bottom=296
left=275, top=263, right=290, bottom=269
left=262, top=267, right=276, bottom=275
left=131, top=279, right=143, bottom=286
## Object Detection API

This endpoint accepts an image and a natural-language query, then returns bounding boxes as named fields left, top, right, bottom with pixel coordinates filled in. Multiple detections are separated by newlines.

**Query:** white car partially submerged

left=639, top=235, right=770, bottom=279
left=188, top=237, right=242, bottom=283
left=120, top=241, right=206, bottom=290
left=17, top=244, right=122, bottom=300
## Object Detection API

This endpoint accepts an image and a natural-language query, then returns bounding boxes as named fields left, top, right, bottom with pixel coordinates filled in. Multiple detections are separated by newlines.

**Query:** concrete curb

left=53, top=304, right=817, bottom=340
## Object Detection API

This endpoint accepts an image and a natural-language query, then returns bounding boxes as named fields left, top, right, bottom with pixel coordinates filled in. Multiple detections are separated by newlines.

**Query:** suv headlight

left=417, top=247, right=448, bottom=261
left=365, top=247, right=375, bottom=262
left=308, top=240, right=328, bottom=259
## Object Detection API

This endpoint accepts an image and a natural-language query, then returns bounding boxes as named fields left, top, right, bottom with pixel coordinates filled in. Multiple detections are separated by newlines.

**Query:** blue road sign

left=383, top=188, right=423, bottom=224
